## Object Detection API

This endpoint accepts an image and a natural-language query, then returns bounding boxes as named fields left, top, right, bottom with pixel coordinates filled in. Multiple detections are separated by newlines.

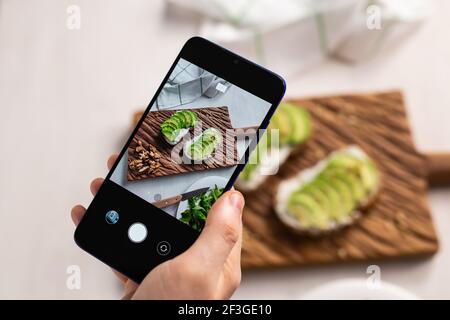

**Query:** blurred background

left=1, top=0, right=450, bottom=299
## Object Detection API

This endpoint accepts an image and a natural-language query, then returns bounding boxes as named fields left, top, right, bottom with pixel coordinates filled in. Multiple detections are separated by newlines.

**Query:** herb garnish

left=180, top=185, right=224, bottom=231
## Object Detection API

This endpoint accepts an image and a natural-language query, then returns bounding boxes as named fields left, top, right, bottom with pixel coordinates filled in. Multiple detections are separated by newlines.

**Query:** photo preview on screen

left=110, top=58, right=273, bottom=231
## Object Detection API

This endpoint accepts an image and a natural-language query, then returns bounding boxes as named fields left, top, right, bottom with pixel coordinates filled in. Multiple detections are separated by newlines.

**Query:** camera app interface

left=110, top=58, right=271, bottom=231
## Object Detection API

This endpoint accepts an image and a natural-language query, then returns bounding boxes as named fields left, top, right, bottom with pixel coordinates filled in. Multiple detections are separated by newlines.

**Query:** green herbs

left=180, top=185, right=224, bottom=231
left=160, top=110, right=198, bottom=144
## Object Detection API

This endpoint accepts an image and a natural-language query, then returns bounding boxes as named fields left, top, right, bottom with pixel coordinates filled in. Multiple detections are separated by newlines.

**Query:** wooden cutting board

left=240, top=91, right=442, bottom=269
left=128, top=106, right=239, bottom=181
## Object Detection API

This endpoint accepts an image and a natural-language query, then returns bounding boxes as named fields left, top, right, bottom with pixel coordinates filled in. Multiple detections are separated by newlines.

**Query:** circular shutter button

left=128, top=223, right=147, bottom=243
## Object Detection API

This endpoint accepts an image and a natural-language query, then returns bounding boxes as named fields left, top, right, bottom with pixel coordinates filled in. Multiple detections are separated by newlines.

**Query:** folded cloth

left=156, top=59, right=229, bottom=109
left=166, top=0, right=431, bottom=76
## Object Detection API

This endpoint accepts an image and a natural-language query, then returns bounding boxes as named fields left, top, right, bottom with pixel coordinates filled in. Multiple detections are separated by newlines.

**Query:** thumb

left=186, top=190, right=244, bottom=270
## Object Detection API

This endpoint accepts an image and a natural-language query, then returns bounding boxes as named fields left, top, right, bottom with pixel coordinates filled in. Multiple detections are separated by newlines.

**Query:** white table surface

left=0, top=0, right=449, bottom=299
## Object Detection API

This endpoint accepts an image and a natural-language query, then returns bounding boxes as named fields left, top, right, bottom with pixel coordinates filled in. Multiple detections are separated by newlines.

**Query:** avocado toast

left=237, top=102, right=312, bottom=191
left=275, top=146, right=381, bottom=236
left=184, top=128, right=223, bottom=161
left=160, top=110, right=198, bottom=145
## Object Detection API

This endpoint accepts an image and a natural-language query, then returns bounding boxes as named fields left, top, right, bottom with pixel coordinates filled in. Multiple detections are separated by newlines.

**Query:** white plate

left=176, top=175, right=229, bottom=220
left=300, top=278, right=419, bottom=300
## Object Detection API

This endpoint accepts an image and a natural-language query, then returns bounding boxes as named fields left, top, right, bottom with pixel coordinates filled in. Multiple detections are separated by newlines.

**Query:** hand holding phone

left=74, top=37, right=285, bottom=284
left=72, top=158, right=244, bottom=299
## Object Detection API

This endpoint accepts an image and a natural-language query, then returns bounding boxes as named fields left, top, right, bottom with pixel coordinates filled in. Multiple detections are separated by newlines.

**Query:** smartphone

left=74, top=37, right=286, bottom=283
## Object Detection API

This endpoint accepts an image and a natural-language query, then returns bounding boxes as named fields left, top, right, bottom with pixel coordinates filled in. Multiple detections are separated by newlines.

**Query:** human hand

left=71, top=154, right=244, bottom=299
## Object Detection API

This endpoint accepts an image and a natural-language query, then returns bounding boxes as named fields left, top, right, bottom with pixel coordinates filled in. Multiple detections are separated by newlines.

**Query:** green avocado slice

left=161, top=126, right=174, bottom=137
left=163, top=118, right=181, bottom=130
left=178, top=111, right=191, bottom=128
left=200, top=139, right=214, bottom=157
left=283, top=103, right=312, bottom=145
left=320, top=168, right=366, bottom=205
left=327, top=153, right=363, bottom=171
left=160, top=122, right=177, bottom=133
left=302, top=183, right=332, bottom=217
left=360, top=159, right=380, bottom=192
left=322, top=176, right=355, bottom=220
left=270, top=104, right=291, bottom=145
left=187, top=129, right=221, bottom=160
left=310, top=178, right=343, bottom=221
left=170, top=129, right=182, bottom=142
left=189, top=143, right=203, bottom=160
left=174, top=113, right=186, bottom=128
left=326, top=154, right=380, bottom=195
left=288, top=192, right=329, bottom=229
left=186, top=111, right=198, bottom=127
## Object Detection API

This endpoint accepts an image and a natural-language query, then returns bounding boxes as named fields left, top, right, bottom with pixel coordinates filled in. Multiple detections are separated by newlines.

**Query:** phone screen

left=110, top=58, right=272, bottom=232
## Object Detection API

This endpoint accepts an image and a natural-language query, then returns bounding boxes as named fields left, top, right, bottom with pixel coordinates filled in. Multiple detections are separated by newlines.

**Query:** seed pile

left=128, top=140, right=161, bottom=176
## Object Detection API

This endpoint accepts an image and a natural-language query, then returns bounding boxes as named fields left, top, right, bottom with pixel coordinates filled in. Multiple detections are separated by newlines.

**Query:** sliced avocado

left=270, top=105, right=291, bottom=145
left=172, top=128, right=181, bottom=139
left=321, top=168, right=366, bottom=204
left=322, top=176, right=355, bottom=220
left=187, top=129, right=222, bottom=160
left=327, top=154, right=363, bottom=171
left=161, top=126, right=174, bottom=137
left=312, top=178, right=343, bottom=221
left=163, top=118, right=181, bottom=130
left=173, top=113, right=186, bottom=128
left=189, top=143, right=203, bottom=160
left=203, top=128, right=220, bottom=139
left=203, top=129, right=222, bottom=146
left=165, top=128, right=180, bottom=142
left=326, top=153, right=379, bottom=194
left=360, top=160, right=380, bottom=192
left=177, top=111, right=191, bottom=128
left=283, top=103, right=311, bottom=144
left=160, top=121, right=174, bottom=129
left=201, top=139, right=214, bottom=157
left=302, top=183, right=332, bottom=216
left=187, top=111, right=198, bottom=127
left=288, top=192, right=329, bottom=229
left=160, top=122, right=177, bottom=133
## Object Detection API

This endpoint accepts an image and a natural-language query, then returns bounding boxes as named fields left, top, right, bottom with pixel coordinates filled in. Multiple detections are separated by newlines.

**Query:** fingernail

left=229, top=192, right=244, bottom=211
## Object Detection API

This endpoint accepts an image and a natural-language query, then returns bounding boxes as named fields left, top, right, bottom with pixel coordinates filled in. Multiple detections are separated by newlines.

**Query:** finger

left=187, top=190, right=244, bottom=271
left=226, top=219, right=242, bottom=270
left=112, top=268, right=130, bottom=284
left=90, top=178, right=104, bottom=196
left=71, top=205, right=86, bottom=226
left=122, top=279, right=139, bottom=300
left=107, top=154, right=119, bottom=170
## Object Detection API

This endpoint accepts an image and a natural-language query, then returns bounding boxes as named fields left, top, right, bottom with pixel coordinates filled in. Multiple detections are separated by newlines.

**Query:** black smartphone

left=74, top=37, right=285, bottom=283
